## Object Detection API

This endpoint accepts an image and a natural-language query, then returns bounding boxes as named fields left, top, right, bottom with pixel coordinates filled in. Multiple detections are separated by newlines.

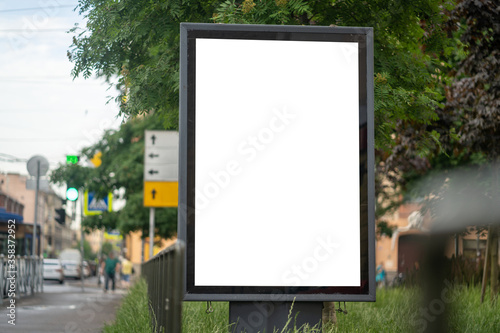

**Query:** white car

left=82, top=261, right=91, bottom=278
left=61, top=260, right=81, bottom=279
left=43, top=259, right=64, bottom=284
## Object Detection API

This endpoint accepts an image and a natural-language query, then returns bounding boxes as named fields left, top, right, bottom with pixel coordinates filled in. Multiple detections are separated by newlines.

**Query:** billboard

left=179, top=23, right=375, bottom=301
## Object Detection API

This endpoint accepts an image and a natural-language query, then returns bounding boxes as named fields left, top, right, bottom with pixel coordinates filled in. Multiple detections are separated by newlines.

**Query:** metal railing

left=142, top=240, right=185, bottom=333
left=0, top=254, right=44, bottom=304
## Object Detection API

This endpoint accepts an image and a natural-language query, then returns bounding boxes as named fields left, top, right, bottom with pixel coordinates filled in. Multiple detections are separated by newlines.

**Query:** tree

left=437, top=0, right=499, bottom=303
left=101, top=241, right=114, bottom=257
left=68, top=0, right=454, bottom=218
left=69, top=0, right=220, bottom=128
left=396, top=0, right=499, bottom=303
left=74, top=239, right=97, bottom=261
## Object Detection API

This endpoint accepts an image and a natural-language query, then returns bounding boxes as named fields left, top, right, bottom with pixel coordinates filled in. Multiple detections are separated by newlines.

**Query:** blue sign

left=84, top=191, right=113, bottom=216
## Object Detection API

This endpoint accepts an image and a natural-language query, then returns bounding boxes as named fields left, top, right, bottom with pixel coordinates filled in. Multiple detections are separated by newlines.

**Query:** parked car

left=43, top=259, right=64, bottom=284
left=82, top=261, right=91, bottom=278
left=59, top=248, right=83, bottom=279
left=59, top=249, right=82, bottom=262
left=61, top=260, right=81, bottom=279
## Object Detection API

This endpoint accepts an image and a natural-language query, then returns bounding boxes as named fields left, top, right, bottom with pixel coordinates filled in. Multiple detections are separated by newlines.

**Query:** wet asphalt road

left=0, top=277, right=125, bottom=333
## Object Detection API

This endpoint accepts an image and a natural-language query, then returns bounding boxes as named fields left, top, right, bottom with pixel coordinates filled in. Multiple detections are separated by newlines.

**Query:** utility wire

left=0, top=137, right=84, bottom=142
left=0, top=153, right=27, bottom=162
left=0, top=5, right=76, bottom=13
left=0, top=28, right=72, bottom=32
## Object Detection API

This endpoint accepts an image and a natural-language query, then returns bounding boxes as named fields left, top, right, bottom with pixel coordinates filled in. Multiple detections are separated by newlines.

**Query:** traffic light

left=66, top=187, right=79, bottom=201
left=66, top=155, right=79, bottom=164
left=55, top=208, right=66, bottom=225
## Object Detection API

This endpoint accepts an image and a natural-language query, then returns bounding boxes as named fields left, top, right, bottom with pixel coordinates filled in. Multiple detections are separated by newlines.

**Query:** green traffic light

left=66, top=187, right=79, bottom=201
left=66, top=155, right=79, bottom=164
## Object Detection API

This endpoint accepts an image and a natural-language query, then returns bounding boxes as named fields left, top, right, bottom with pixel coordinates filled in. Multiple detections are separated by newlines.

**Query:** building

left=123, top=231, right=176, bottom=264
left=377, top=202, right=497, bottom=282
left=0, top=189, right=31, bottom=255
left=0, top=173, right=76, bottom=257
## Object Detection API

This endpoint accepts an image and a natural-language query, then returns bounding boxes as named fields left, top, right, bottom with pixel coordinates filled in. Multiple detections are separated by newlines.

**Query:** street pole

left=98, top=227, right=104, bottom=286
left=27, top=155, right=49, bottom=295
left=33, top=160, right=40, bottom=257
left=149, top=207, right=155, bottom=259
left=80, top=189, right=85, bottom=292
left=31, top=161, right=40, bottom=295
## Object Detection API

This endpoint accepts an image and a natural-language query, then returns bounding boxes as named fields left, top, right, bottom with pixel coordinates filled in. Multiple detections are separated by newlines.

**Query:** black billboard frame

left=178, top=23, right=375, bottom=302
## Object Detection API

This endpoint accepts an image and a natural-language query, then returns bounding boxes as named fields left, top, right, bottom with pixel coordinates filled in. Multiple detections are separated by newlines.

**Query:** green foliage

left=376, top=220, right=396, bottom=238
left=214, top=0, right=310, bottom=24
left=50, top=164, right=92, bottom=190
left=68, top=0, right=459, bottom=220
left=101, top=241, right=114, bottom=256
left=400, top=0, right=500, bottom=225
left=178, top=287, right=499, bottom=332
left=69, top=0, right=451, bottom=152
left=73, top=239, right=96, bottom=261
left=441, top=0, right=500, bottom=159
left=69, top=0, right=220, bottom=128
left=103, top=279, right=153, bottom=333
left=107, top=280, right=499, bottom=332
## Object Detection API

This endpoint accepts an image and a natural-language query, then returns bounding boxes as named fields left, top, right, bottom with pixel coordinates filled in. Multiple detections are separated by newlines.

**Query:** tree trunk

left=322, top=302, right=337, bottom=328
left=480, top=226, right=491, bottom=304
left=490, top=226, right=499, bottom=303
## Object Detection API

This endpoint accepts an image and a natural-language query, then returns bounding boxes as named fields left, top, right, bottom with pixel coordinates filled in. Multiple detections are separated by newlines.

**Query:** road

left=0, top=277, right=126, bottom=333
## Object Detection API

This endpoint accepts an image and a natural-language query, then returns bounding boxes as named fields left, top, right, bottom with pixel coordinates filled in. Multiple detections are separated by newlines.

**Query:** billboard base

left=229, top=301, right=323, bottom=333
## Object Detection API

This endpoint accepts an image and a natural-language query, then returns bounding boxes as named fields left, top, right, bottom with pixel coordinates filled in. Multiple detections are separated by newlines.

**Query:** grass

left=448, top=285, right=500, bottom=332
left=103, top=281, right=500, bottom=332
left=102, top=279, right=153, bottom=333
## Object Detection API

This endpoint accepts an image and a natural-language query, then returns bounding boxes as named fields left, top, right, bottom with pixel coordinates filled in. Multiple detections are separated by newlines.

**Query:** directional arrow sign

left=145, top=147, right=177, bottom=166
left=144, top=130, right=179, bottom=207
left=144, top=130, right=178, bottom=182
left=144, top=181, right=178, bottom=207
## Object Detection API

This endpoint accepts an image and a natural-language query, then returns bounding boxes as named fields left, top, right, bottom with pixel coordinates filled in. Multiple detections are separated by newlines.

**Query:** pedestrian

left=121, top=257, right=133, bottom=288
left=376, top=262, right=386, bottom=288
left=97, top=256, right=105, bottom=286
left=101, top=251, right=120, bottom=292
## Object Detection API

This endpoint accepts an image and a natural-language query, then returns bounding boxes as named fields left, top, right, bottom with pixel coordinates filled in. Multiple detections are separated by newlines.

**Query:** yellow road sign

left=144, top=181, right=178, bottom=207
left=90, top=151, right=102, bottom=167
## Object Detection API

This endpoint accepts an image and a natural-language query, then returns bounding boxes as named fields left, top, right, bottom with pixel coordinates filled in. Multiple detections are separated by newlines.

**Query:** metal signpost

left=82, top=190, right=113, bottom=288
left=179, top=23, right=375, bottom=332
left=143, top=130, right=179, bottom=259
left=26, top=155, right=49, bottom=257
left=27, top=155, right=49, bottom=294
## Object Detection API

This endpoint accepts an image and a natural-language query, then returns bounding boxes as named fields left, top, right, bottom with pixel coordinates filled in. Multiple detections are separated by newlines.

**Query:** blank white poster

left=195, top=38, right=360, bottom=287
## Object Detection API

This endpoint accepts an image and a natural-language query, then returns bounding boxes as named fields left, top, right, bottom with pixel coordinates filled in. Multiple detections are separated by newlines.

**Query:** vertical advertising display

left=179, top=23, right=375, bottom=301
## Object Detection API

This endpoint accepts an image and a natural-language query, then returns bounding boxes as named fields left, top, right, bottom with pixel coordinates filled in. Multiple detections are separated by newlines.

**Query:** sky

left=0, top=0, right=124, bottom=182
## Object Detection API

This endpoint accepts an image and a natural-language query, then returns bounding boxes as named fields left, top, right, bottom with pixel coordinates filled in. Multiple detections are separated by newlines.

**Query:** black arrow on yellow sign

left=144, top=181, right=178, bottom=207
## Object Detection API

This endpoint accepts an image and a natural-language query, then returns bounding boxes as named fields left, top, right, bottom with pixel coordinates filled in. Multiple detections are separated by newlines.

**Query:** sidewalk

left=0, top=280, right=126, bottom=332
